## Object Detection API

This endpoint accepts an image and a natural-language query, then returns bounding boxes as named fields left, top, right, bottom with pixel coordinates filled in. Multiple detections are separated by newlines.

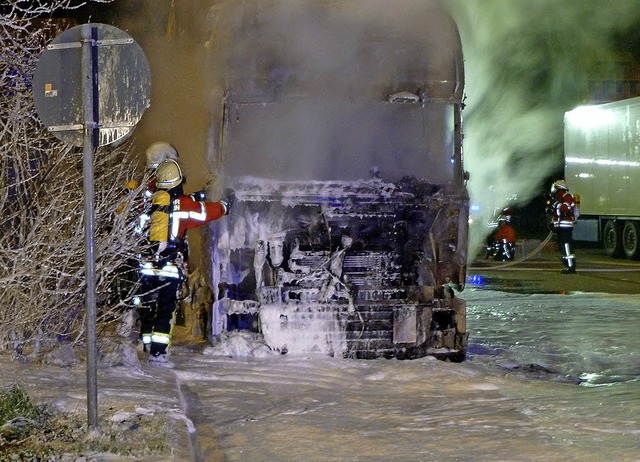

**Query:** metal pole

left=81, top=23, right=99, bottom=432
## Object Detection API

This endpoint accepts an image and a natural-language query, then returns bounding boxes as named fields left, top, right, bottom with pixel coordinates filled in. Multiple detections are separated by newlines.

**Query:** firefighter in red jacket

left=493, top=213, right=516, bottom=261
left=120, top=142, right=181, bottom=318
left=547, top=179, right=577, bottom=274
left=139, top=158, right=232, bottom=365
left=486, top=208, right=516, bottom=261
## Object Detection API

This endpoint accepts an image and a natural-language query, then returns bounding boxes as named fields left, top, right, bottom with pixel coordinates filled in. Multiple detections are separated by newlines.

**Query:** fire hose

left=474, top=231, right=555, bottom=270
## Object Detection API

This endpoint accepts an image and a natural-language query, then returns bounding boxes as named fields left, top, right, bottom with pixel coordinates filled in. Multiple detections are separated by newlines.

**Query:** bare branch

left=0, top=1, right=148, bottom=354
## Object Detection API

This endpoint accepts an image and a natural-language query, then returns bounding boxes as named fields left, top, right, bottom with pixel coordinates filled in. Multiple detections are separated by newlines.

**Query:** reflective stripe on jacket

left=149, top=189, right=228, bottom=246
left=169, top=196, right=228, bottom=241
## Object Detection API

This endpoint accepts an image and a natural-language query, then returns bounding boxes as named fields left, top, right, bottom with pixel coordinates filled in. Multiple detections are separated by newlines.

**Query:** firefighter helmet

left=551, top=179, right=568, bottom=194
left=155, top=159, right=183, bottom=190
left=146, top=142, right=178, bottom=169
left=498, top=207, right=512, bottom=222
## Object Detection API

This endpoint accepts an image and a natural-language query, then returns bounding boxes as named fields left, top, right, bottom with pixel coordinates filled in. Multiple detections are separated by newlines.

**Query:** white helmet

left=155, top=159, right=183, bottom=190
left=551, top=179, right=568, bottom=194
left=498, top=207, right=512, bottom=223
left=146, top=141, right=178, bottom=169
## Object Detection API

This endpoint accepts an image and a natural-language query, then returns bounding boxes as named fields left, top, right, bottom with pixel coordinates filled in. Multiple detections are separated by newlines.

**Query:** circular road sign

left=32, top=23, right=151, bottom=147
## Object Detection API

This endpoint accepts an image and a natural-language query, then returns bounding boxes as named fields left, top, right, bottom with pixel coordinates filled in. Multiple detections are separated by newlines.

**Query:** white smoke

left=99, top=0, right=640, bottom=261
left=206, top=0, right=462, bottom=184
left=447, top=0, right=640, bottom=253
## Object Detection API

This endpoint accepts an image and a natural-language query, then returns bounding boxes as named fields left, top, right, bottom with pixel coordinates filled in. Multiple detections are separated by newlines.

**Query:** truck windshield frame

left=221, top=97, right=457, bottom=183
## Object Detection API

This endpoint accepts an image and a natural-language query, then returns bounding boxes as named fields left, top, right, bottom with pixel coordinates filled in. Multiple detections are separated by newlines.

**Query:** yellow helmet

left=155, top=159, right=183, bottom=190
left=146, top=141, right=178, bottom=169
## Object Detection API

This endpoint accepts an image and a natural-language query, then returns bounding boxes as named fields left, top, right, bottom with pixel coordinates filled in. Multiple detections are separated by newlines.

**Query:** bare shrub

left=1, top=1, right=147, bottom=354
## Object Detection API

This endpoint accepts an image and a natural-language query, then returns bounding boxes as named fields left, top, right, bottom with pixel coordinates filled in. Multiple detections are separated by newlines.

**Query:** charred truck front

left=206, top=0, right=469, bottom=361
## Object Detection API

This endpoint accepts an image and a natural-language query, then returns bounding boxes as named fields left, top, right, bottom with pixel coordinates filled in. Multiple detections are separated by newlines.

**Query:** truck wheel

left=603, top=220, right=623, bottom=258
left=622, top=221, right=640, bottom=259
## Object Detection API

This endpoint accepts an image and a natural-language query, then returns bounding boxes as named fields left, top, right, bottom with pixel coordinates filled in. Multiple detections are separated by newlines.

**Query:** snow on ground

left=3, top=301, right=640, bottom=461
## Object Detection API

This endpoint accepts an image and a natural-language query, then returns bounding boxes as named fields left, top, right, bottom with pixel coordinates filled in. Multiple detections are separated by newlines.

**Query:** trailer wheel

left=622, top=221, right=640, bottom=259
left=603, top=220, right=623, bottom=258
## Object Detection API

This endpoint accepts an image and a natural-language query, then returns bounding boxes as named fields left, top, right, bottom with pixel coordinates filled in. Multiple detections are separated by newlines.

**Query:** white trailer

left=565, top=96, right=640, bottom=258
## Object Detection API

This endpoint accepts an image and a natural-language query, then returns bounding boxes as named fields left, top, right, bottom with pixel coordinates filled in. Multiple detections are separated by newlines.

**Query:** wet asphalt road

left=467, top=242, right=640, bottom=295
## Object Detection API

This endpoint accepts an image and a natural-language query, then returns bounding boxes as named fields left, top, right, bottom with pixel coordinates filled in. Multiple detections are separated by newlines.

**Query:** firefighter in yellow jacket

left=139, top=159, right=233, bottom=365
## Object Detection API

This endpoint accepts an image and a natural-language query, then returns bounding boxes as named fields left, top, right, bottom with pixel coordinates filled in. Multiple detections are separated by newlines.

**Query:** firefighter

left=547, top=179, right=577, bottom=274
left=146, top=141, right=179, bottom=169
left=118, top=142, right=181, bottom=321
left=493, top=213, right=516, bottom=261
left=117, top=142, right=180, bottom=228
left=486, top=208, right=516, bottom=261
left=134, top=141, right=181, bottom=235
left=139, top=158, right=233, bottom=365
left=127, top=142, right=180, bottom=326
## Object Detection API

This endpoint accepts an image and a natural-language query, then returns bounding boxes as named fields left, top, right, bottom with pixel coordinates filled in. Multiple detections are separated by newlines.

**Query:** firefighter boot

left=148, top=352, right=174, bottom=368
left=148, top=339, right=174, bottom=367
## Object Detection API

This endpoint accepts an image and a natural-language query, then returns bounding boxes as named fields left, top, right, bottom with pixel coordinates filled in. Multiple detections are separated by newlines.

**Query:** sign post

left=81, top=23, right=99, bottom=431
left=33, top=23, right=151, bottom=431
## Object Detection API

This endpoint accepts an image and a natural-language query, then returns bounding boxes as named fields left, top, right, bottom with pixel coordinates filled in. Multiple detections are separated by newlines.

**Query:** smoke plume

left=99, top=0, right=640, bottom=261
left=447, top=0, right=640, bottom=252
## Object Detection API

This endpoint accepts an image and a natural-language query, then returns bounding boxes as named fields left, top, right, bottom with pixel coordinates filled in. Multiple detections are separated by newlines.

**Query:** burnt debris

left=210, top=176, right=468, bottom=361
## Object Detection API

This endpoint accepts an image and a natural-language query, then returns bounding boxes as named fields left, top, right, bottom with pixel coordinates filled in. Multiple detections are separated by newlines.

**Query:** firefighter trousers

left=554, top=227, right=576, bottom=270
left=138, top=276, right=181, bottom=356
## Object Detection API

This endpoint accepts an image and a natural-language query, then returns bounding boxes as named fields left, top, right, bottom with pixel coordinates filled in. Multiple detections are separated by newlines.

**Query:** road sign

left=32, top=23, right=151, bottom=432
left=33, top=23, right=151, bottom=147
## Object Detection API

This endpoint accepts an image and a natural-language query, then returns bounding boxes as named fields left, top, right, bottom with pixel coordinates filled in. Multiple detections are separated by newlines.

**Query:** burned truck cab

left=207, top=0, right=468, bottom=361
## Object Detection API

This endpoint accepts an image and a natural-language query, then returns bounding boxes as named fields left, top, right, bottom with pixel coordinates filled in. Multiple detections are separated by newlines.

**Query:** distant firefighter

left=547, top=180, right=578, bottom=274
left=487, top=208, right=516, bottom=261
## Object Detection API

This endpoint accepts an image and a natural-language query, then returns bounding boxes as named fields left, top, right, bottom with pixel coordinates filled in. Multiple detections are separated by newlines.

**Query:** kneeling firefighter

left=137, top=158, right=233, bottom=365
left=489, top=210, right=516, bottom=261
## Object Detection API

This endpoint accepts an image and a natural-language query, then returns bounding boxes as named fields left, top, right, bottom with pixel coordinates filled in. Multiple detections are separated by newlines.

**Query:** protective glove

left=220, top=188, right=235, bottom=215
left=544, top=199, right=554, bottom=217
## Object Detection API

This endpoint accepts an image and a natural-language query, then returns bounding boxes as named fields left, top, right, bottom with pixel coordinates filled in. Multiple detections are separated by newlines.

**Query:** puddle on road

left=467, top=274, right=528, bottom=292
left=466, top=274, right=565, bottom=295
